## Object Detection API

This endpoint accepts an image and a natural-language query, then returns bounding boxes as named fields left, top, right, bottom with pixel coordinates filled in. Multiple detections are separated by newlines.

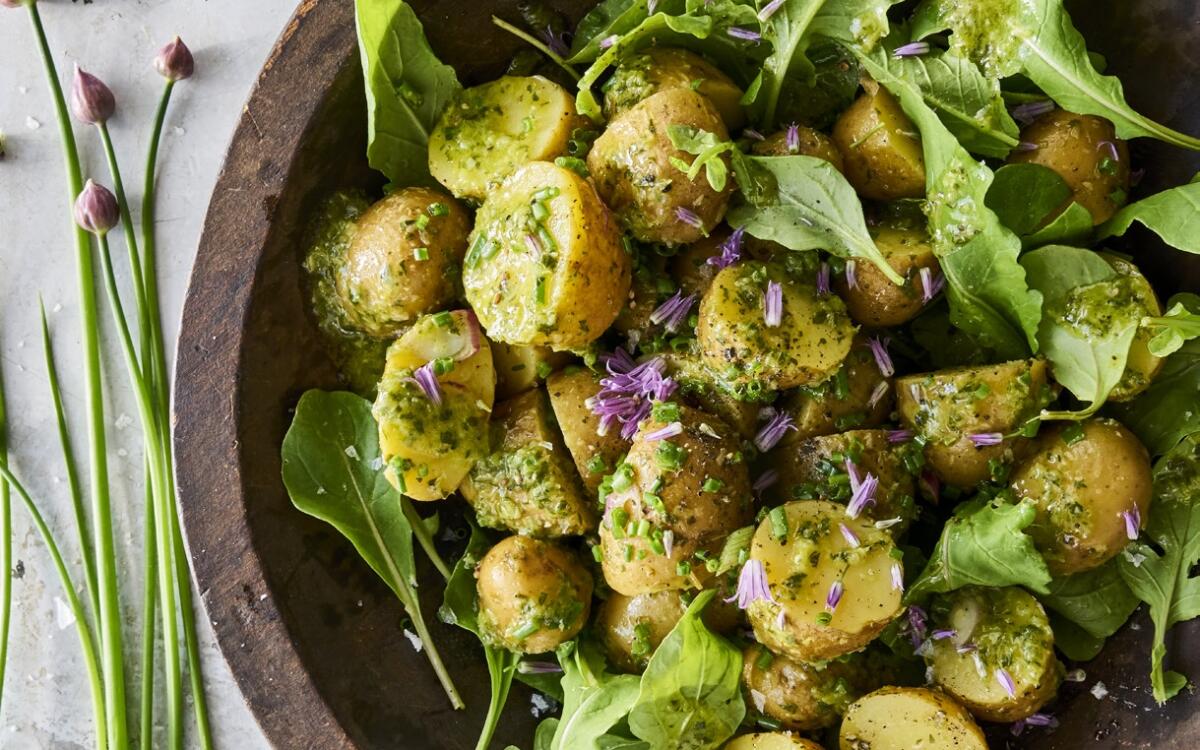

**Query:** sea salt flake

left=1090, top=681, right=1108, bottom=700
left=402, top=629, right=423, bottom=653
left=344, top=446, right=359, bottom=460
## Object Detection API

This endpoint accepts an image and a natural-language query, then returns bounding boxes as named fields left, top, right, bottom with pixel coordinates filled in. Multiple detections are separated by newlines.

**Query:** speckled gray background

left=0, top=1, right=298, bottom=747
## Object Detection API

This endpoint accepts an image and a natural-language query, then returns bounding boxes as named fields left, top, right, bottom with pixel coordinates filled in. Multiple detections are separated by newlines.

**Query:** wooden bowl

left=175, top=1, right=1200, bottom=748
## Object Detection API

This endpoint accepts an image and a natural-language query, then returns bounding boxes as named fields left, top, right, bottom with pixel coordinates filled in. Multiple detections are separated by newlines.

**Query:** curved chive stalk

left=491, top=15, right=580, bottom=81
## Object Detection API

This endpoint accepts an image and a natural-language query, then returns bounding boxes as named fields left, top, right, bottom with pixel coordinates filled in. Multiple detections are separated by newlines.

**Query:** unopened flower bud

left=71, top=64, right=115, bottom=124
left=0, top=0, right=34, bottom=8
left=155, top=36, right=194, bottom=81
left=74, top=180, right=120, bottom=235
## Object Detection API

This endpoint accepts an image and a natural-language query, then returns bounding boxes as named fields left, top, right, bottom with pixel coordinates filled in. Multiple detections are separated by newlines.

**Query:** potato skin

left=926, top=586, right=1062, bottom=723
left=723, top=733, right=824, bottom=750
left=1009, top=109, right=1130, bottom=225
left=660, top=349, right=761, bottom=440
left=748, top=501, right=903, bottom=662
left=698, top=261, right=856, bottom=397
left=460, top=389, right=596, bottom=538
left=1011, top=418, right=1152, bottom=575
left=429, top=76, right=585, bottom=201
left=490, top=340, right=573, bottom=399
left=896, top=359, right=1051, bottom=488
left=1105, top=255, right=1165, bottom=402
left=604, top=47, right=746, bottom=131
left=589, top=88, right=732, bottom=245
left=476, top=535, right=593, bottom=654
left=464, top=161, right=630, bottom=349
left=832, top=85, right=926, bottom=201
left=742, top=645, right=882, bottom=732
left=599, top=406, right=754, bottom=596
left=751, top=126, right=845, bottom=173
left=839, top=687, right=987, bottom=750
left=335, top=188, right=470, bottom=337
left=779, top=335, right=893, bottom=443
left=546, top=368, right=632, bottom=495
left=597, top=589, right=741, bottom=673
left=834, top=227, right=939, bottom=327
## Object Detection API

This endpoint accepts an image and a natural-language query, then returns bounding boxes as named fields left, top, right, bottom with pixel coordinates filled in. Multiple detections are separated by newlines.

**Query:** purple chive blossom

left=1098, top=140, right=1120, bottom=161
left=517, top=660, right=564, bottom=675
left=907, top=606, right=928, bottom=647
left=1015, top=141, right=1040, bottom=152
left=412, top=362, right=443, bottom=406
left=541, top=26, right=571, bottom=57
left=590, top=353, right=678, bottom=438
left=846, top=472, right=879, bottom=519
left=763, top=281, right=784, bottom=327
left=931, top=628, right=957, bottom=640
left=785, top=123, right=800, bottom=153
left=675, top=206, right=704, bottom=230
left=891, top=563, right=905, bottom=592
left=649, top=290, right=697, bottom=333
left=956, top=642, right=978, bottom=654
left=754, top=410, right=796, bottom=452
left=825, top=580, right=844, bottom=613
left=753, top=469, right=779, bottom=495
left=1012, top=713, right=1059, bottom=736
left=996, top=668, right=1017, bottom=698
left=839, top=523, right=861, bottom=548
left=525, top=233, right=543, bottom=255
left=599, top=34, right=619, bottom=49
left=727, top=27, right=762, bottom=43
left=1121, top=506, right=1141, bottom=540
left=726, top=559, right=776, bottom=609
left=155, top=37, right=195, bottom=82
left=757, top=0, right=785, bottom=22
left=707, top=227, right=744, bottom=269
left=71, top=64, right=116, bottom=125
left=969, top=432, right=1004, bottom=447
left=919, top=267, right=945, bottom=304
left=743, top=128, right=766, bottom=142
left=1011, top=99, right=1054, bottom=124
left=845, top=260, right=858, bottom=289
left=816, top=262, right=831, bottom=296
left=644, top=421, right=683, bottom=442
left=868, top=336, right=894, bottom=377
left=919, top=470, right=940, bottom=503
left=600, top=347, right=637, bottom=374
left=775, top=608, right=786, bottom=629
left=893, top=41, right=930, bottom=58
left=662, top=529, right=674, bottom=557
left=867, top=381, right=889, bottom=409
left=876, top=517, right=903, bottom=530
left=845, top=457, right=863, bottom=488
left=887, top=429, right=914, bottom=444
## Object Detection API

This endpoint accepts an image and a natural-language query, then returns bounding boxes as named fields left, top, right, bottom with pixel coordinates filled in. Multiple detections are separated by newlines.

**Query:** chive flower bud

left=74, top=179, right=119, bottom=235
left=71, top=64, right=115, bottom=124
left=155, top=36, right=195, bottom=81
left=0, top=0, right=34, bottom=8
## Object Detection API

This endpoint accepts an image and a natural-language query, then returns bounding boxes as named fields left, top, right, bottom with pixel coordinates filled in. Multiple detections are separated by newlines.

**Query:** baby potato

left=925, top=586, right=1062, bottom=723
left=660, top=349, right=760, bottom=440
left=724, top=734, right=824, bottom=750
left=839, top=687, right=987, bottom=750
left=597, top=589, right=741, bottom=673
left=1011, top=417, right=1152, bottom=576
left=429, top=76, right=586, bottom=201
left=770, top=430, right=916, bottom=535
left=476, top=535, right=593, bottom=654
left=832, top=84, right=926, bottom=201
left=751, top=126, right=845, bottom=173
left=1104, top=255, right=1165, bottom=402
left=748, top=501, right=903, bottom=662
left=464, top=161, right=630, bottom=349
left=896, top=359, right=1051, bottom=488
left=489, top=340, right=573, bottom=399
left=614, top=254, right=673, bottom=337
left=599, top=405, right=754, bottom=596
left=604, top=47, right=747, bottom=131
left=589, top=88, right=732, bottom=245
left=373, top=310, right=495, bottom=500
left=698, top=261, right=856, bottom=397
left=671, top=231, right=728, bottom=299
left=460, top=389, right=595, bottom=538
left=742, top=645, right=881, bottom=731
left=334, top=188, right=471, bottom=337
left=779, top=335, right=893, bottom=442
left=546, top=368, right=632, bottom=495
left=834, top=227, right=939, bottom=327
left=1009, top=109, right=1130, bottom=225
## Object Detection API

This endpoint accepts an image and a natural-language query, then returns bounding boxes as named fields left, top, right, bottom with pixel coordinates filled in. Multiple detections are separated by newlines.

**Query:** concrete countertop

left=0, top=1, right=303, bottom=746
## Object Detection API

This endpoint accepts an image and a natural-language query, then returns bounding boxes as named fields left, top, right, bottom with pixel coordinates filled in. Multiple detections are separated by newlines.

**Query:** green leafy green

left=1111, top=340, right=1200, bottom=457
left=1046, top=612, right=1106, bottom=661
left=857, top=46, right=1042, bottom=358
left=628, top=590, right=744, bottom=749
left=985, top=163, right=1071, bottom=236
left=914, top=0, right=1200, bottom=149
left=281, top=389, right=461, bottom=707
left=1145, top=294, right=1200, bottom=358
left=668, top=125, right=735, bottom=191
left=355, top=0, right=462, bottom=185
left=1021, top=202, right=1092, bottom=250
left=1039, top=559, right=1139, bottom=644
left=551, top=639, right=643, bottom=750
left=753, top=0, right=826, bottom=128
left=1119, top=434, right=1200, bottom=702
left=728, top=154, right=903, bottom=283
left=908, top=498, right=1051, bottom=600
left=568, top=0, right=685, bottom=63
left=1097, top=176, right=1200, bottom=255
left=1021, top=245, right=1138, bottom=416
left=773, top=42, right=861, bottom=129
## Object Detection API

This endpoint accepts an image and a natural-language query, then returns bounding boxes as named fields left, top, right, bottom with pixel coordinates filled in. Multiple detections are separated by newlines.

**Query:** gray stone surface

left=0, top=1, right=301, bottom=747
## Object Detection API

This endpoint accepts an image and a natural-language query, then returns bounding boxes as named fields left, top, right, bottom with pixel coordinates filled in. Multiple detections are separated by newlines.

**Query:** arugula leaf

left=1046, top=612, right=1106, bottom=662
left=668, top=125, right=734, bottom=191
left=1039, top=559, right=1139, bottom=642
left=858, top=48, right=1042, bottom=358
left=569, top=0, right=686, bottom=63
left=728, top=154, right=904, bottom=283
left=915, top=0, right=1200, bottom=149
left=1145, top=295, right=1200, bottom=358
left=985, top=164, right=1071, bottom=236
left=281, top=390, right=462, bottom=707
left=1111, top=340, right=1200, bottom=457
left=753, top=0, right=827, bottom=128
left=1119, top=433, right=1200, bottom=702
left=355, top=0, right=462, bottom=185
left=1021, top=202, right=1092, bottom=250
left=551, top=639, right=644, bottom=750
left=774, top=42, right=861, bottom=129
left=1097, top=176, right=1200, bottom=255
left=908, top=498, right=1052, bottom=600
left=1021, top=245, right=1138, bottom=416
left=628, top=590, right=744, bottom=750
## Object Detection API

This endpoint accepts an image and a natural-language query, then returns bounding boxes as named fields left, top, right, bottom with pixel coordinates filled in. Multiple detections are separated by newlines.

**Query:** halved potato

left=1104, top=255, right=1165, bottom=402
left=660, top=348, right=760, bottom=439
left=546, top=368, right=632, bottom=495
left=834, top=226, right=939, bottom=328
left=490, top=340, right=573, bottom=399
left=464, top=161, right=630, bottom=349
left=603, top=47, right=747, bottom=131
left=779, top=334, right=893, bottom=443
left=748, top=500, right=903, bottom=662
left=597, top=588, right=741, bottom=673
left=832, top=84, right=926, bottom=201
left=751, top=126, right=845, bottom=173
left=724, top=733, right=824, bottom=750
left=742, top=644, right=880, bottom=731
left=429, top=76, right=585, bottom=201
left=839, top=687, right=987, bottom=750
left=373, top=310, right=495, bottom=500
